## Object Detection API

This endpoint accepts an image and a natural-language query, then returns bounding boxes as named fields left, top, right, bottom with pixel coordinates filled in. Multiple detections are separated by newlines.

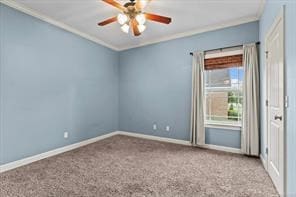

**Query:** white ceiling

left=7, top=0, right=265, bottom=50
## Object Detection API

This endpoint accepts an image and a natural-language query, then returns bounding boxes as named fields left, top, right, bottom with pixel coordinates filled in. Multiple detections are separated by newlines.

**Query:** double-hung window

left=204, top=50, right=243, bottom=127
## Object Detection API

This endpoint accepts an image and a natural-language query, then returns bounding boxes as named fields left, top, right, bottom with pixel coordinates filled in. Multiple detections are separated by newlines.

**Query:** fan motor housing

left=124, top=1, right=141, bottom=19
left=124, top=0, right=136, bottom=8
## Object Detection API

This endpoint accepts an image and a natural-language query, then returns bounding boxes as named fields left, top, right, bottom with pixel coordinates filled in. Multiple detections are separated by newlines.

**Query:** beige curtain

left=241, top=43, right=260, bottom=156
left=190, top=52, right=205, bottom=146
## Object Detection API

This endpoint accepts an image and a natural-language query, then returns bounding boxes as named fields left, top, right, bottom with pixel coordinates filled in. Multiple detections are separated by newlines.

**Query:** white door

left=266, top=8, right=285, bottom=195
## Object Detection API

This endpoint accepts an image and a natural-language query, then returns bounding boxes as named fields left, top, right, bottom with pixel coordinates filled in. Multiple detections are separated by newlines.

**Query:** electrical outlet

left=64, top=131, right=69, bottom=139
left=165, top=126, right=170, bottom=132
left=153, top=124, right=157, bottom=130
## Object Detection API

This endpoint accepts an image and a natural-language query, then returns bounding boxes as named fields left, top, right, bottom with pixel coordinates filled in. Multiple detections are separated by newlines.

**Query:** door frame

left=264, top=5, right=286, bottom=196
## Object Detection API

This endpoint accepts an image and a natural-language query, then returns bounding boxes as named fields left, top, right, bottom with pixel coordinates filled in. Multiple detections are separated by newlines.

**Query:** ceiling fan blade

left=135, top=0, right=152, bottom=10
left=131, top=19, right=141, bottom=36
left=145, top=13, right=172, bottom=24
left=102, top=0, right=125, bottom=11
left=98, top=16, right=117, bottom=26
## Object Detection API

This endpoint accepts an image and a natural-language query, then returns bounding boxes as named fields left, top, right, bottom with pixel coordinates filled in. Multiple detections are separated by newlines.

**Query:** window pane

left=205, top=65, right=244, bottom=126
left=206, top=92, right=229, bottom=122
left=205, top=69, right=231, bottom=88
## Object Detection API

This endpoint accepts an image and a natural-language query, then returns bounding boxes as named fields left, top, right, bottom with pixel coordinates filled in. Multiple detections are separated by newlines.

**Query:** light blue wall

left=119, top=22, right=259, bottom=148
left=2, top=3, right=294, bottom=192
left=259, top=0, right=296, bottom=195
left=206, top=128, right=241, bottom=149
left=0, top=4, right=119, bottom=164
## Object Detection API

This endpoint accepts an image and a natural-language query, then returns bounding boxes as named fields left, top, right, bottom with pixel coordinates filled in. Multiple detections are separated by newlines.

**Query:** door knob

left=274, top=115, right=282, bottom=121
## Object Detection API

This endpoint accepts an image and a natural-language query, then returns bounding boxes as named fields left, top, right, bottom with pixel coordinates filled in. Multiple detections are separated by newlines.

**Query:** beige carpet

left=0, top=135, right=278, bottom=197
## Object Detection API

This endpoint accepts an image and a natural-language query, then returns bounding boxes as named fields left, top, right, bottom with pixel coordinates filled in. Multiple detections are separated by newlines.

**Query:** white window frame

left=204, top=49, right=243, bottom=129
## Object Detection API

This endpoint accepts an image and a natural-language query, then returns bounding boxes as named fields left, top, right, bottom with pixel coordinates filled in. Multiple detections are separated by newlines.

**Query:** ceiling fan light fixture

left=99, top=0, right=172, bottom=37
left=117, top=13, right=128, bottom=25
left=121, top=23, right=130, bottom=33
left=137, top=24, right=146, bottom=33
left=135, top=13, right=146, bottom=25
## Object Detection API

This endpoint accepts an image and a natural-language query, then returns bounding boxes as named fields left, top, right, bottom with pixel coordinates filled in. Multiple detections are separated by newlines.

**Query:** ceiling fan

left=98, top=0, right=172, bottom=36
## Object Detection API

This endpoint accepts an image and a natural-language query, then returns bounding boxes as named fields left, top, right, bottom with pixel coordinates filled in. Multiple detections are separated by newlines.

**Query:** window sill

left=205, top=123, right=241, bottom=131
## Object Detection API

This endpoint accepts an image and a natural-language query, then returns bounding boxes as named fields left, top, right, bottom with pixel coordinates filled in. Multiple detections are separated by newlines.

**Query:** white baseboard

left=260, top=154, right=267, bottom=170
left=0, top=130, right=242, bottom=173
left=0, top=131, right=118, bottom=173
left=198, top=144, right=242, bottom=154
left=116, top=131, right=192, bottom=146
left=117, top=131, right=242, bottom=154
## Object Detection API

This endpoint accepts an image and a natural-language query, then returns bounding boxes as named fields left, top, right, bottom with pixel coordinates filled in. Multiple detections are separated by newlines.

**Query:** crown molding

left=1, top=0, right=262, bottom=52
left=0, top=0, right=119, bottom=51
left=118, top=16, right=259, bottom=51
left=256, top=0, right=266, bottom=19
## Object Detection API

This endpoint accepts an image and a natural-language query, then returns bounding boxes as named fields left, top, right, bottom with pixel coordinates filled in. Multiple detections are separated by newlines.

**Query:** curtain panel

left=241, top=43, right=260, bottom=156
left=190, top=52, right=205, bottom=146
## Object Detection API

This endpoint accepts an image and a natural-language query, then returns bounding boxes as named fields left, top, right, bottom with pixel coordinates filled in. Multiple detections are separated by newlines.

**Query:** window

left=204, top=53, right=243, bottom=127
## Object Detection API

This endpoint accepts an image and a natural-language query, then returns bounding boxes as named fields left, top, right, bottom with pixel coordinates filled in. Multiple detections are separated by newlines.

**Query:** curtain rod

left=189, top=41, right=260, bottom=56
